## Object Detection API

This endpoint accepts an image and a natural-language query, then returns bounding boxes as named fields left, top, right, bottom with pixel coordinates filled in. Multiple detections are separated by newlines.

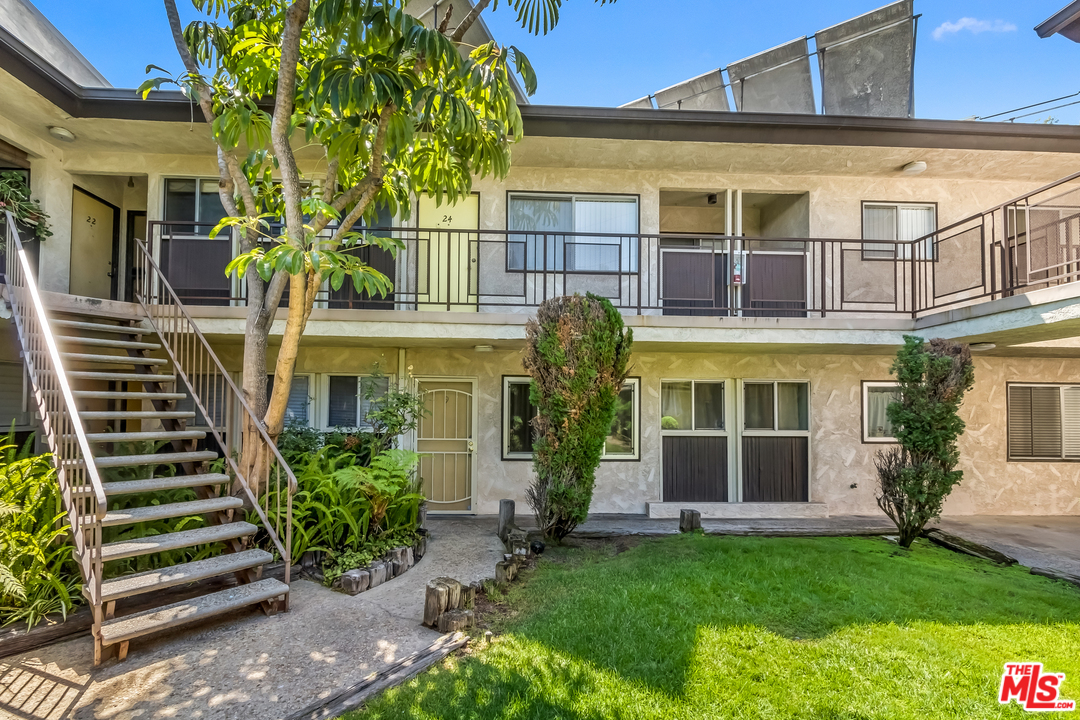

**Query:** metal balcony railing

left=144, top=170, right=1080, bottom=320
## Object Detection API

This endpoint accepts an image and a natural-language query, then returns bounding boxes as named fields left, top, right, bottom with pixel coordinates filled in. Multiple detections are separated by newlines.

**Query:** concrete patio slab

left=519, top=513, right=896, bottom=538
left=934, top=515, right=1080, bottom=578
left=0, top=517, right=504, bottom=720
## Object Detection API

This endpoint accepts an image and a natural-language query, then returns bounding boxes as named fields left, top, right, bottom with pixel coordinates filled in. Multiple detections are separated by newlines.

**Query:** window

left=862, top=202, right=936, bottom=260
left=176, top=374, right=227, bottom=430
left=164, top=178, right=228, bottom=231
left=862, top=381, right=900, bottom=443
left=1008, top=384, right=1080, bottom=460
left=508, top=193, right=638, bottom=273
left=743, top=381, right=809, bottom=433
left=266, top=375, right=313, bottom=426
left=324, top=375, right=391, bottom=429
left=660, top=380, right=725, bottom=432
left=502, top=377, right=640, bottom=460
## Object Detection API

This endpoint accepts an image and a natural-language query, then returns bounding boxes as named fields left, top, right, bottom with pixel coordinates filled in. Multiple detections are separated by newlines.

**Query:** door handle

left=468, top=440, right=475, bottom=453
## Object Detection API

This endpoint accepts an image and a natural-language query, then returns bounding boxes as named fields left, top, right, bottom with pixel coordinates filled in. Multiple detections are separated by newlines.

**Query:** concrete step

left=100, top=549, right=273, bottom=604
left=62, top=352, right=167, bottom=366
left=98, top=578, right=288, bottom=646
left=83, top=430, right=206, bottom=444
left=53, top=319, right=148, bottom=336
left=81, top=410, right=195, bottom=421
left=93, top=451, right=219, bottom=469
left=101, top=521, right=257, bottom=562
left=99, top=496, right=243, bottom=527
left=68, top=371, right=176, bottom=384
left=57, top=335, right=161, bottom=351
left=102, top=473, right=231, bottom=496
left=73, top=390, right=185, bottom=401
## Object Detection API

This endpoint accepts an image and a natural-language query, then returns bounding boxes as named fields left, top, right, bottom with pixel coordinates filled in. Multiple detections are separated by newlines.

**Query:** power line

left=974, top=90, right=1080, bottom=121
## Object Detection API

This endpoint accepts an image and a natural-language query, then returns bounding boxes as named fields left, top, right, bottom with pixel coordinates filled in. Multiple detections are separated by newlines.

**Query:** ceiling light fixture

left=127, top=176, right=135, bottom=188
left=48, top=126, right=75, bottom=142
left=474, top=344, right=494, bottom=353
left=969, top=342, right=996, bottom=351
left=707, top=193, right=718, bottom=205
left=902, top=160, right=927, bottom=175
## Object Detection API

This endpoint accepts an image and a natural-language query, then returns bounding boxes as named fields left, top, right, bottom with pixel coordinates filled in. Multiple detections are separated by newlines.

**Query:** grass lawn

left=355, top=535, right=1080, bottom=719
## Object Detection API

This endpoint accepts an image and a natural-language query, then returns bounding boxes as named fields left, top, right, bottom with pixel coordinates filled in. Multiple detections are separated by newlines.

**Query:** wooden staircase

left=54, top=307, right=289, bottom=664
left=3, top=210, right=295, bottom=666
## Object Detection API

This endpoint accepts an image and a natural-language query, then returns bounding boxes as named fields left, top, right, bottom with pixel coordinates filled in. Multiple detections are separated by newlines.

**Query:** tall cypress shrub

left=875, top=336, right=975, bottom=548
left=523, top=294, right=632, bottom=541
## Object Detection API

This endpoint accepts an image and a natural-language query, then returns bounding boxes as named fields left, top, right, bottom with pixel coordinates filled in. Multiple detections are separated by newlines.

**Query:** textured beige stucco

left=206, top=339, right=1080, bottom=518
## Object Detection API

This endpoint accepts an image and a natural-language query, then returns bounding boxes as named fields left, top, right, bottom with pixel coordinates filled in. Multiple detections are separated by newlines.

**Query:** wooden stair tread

left=62, top=353, right=167, bottom=365
left=100, top=496, right=242, bottom=527
left=72, top=390, right=185, bottom=401
left=57, top=335, right=160, bottom=351
left=81, top=410, right=195, bottom=420
left=93, top=451, right=219, bottom=468
left=100, top=549, right=273, bottom=603
left=98, top=578, right=287, bottom=646
left=68, top=371, right=176, bottom=383
left=101, top=521, right=257, bottom=562
left=102, top=473, right=231, bottom=496
left=84, top=430, right=206, bottom=443
left=53, top=319, right=148, bottom=335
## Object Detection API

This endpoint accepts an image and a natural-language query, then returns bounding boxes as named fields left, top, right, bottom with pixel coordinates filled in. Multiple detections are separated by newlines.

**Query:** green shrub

left=0, top=433, right=82, bottom=628
left=333, top=449, right=422, bottom=534
left=523, top=293, right=633, bottom=541
left=321, top=527, right=422, bottom=587
left=875, top=336, right=975, bottom=548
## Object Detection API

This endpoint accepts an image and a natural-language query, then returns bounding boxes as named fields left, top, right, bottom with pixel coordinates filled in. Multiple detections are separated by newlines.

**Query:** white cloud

left=932, top=17, right=1018, bottom=40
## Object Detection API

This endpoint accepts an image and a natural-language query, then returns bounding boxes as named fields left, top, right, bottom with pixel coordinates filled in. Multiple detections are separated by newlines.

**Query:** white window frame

left=318, top=373, right=393, bottom=431
left=501, top=376, right=640, bottom=461
left=507, top=192, right=640, bottom=273
left=862, top=381, right=900, bottom=444
left=861, top=202, right=937, bottom=261
left=659, top=379, right=730, bottom=436
left=1007, top=382, right=1080, bottom=461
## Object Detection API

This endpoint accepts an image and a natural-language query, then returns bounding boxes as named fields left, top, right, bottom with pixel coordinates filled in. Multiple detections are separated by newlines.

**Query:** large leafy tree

left=146, top=0, right=610, bottom=483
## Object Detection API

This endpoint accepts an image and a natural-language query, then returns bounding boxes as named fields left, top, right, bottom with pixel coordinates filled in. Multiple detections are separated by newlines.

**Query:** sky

left=27, top=0, right=1080, bottom=125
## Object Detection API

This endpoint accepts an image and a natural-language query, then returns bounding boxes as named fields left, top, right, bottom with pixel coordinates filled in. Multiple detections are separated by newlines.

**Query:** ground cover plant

left=0, top=433, right=81, bottom=628
left=356, top=534, right=1080, bottom=720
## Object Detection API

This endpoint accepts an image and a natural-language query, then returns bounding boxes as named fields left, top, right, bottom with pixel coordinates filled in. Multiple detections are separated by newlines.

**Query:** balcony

left=142, top=174, right=1080, bottom=324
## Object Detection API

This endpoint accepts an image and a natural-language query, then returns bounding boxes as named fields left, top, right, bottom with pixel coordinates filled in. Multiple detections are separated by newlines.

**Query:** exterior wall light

left=969, top=342, right=996, bottom=351
left=902, top=161, right=927, bottom=175
left=48, top=126, right=76, bottom=142
left=474, top=345, right=494, bottom=352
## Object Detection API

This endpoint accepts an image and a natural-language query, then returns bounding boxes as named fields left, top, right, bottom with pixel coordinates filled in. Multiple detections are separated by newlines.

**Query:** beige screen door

left=416, top=379, right=476, bottom=512
left=417, top=193, right=479, bottom=311
left=69, top=187, right=118, bottom=299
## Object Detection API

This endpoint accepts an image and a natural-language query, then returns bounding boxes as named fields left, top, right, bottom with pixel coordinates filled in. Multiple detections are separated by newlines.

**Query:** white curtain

left=572, top=199, right=638, bottom=272
left=508, top=196, right=572, bottom=270
left=661, top=382, right=692, bottom=430
left=866, top=386, right=898, bottom=438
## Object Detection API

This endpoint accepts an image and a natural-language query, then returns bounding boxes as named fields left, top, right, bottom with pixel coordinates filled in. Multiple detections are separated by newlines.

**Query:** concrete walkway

left=935, top=515, right=1080, bottom=578
left=0, top=517, right=504, bottom=720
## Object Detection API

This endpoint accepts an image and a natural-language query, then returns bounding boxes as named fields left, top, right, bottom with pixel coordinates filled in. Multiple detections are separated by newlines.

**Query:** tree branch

left=270, top=0, right=311, bottom=253
left=327, top=103, right=394, bottom=246
left=449, top=0, right=492, bottom=42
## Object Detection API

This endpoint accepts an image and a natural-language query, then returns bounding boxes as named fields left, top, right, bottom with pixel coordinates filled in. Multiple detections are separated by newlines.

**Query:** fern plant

left=0, top=434, right=82, bottom=628
left=333, top=449, right=422, bottom=534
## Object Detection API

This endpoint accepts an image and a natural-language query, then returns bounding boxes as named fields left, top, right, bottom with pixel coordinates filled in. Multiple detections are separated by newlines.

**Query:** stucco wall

left=205, top=339, right=1080, bottom=517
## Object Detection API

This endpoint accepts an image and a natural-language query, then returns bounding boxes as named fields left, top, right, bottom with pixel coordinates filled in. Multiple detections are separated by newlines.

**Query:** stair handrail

left=2, top=210, right=106, bottom=608
left=131, top=238, right=295, bottom=581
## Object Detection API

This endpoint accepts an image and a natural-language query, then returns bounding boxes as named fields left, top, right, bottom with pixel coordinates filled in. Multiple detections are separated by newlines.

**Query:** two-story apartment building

left=3, top=1, right=1080, bottom=529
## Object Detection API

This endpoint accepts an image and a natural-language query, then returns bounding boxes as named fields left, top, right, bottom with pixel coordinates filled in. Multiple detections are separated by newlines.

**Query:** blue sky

left=29, top=0, right=1080, bottom=124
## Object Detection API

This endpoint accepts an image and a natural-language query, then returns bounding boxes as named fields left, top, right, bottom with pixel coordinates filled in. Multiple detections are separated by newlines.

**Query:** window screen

left=505, top=380, right=536, bottom=455
left=508, top=194, right=638, bottom=272
left=176, top=374, right=227, bottom=429
left=266, top=375, right=311, bottom=426
left=660, top=381, right=724, bottom=431
left=862, top=203, right=935, bottom=260
left=1008, top=385, right=1064, bottom=459
left=865, top=384, right=900, bottom=440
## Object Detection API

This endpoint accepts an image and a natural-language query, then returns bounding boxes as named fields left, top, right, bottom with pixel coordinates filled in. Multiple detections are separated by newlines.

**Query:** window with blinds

left=507, top=193, right=639, bottom=273
left=266, top=375, right=311, bottom=426
left=326, top=376, right=390, bottom=429
left=176, top=375, right=228, bottom=430
left=1007, top=384, right=1080, bottom=460
left=862, top=202, right=936, bottom=260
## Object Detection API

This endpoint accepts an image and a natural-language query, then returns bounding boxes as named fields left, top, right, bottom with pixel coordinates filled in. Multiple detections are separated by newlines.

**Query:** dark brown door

left=744, top=254, right=806, bottom=317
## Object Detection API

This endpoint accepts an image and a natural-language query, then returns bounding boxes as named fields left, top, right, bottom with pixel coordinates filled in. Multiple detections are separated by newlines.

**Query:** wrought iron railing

left=132, top=238, right=295, bottom=588
left=2, top=211, right=106, bottom=610
left=145, top=172, right=1080, bottom=319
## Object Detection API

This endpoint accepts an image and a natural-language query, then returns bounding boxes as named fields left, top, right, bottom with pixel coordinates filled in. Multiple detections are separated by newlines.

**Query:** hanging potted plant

left=0, top=171, right=52, bottom=250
